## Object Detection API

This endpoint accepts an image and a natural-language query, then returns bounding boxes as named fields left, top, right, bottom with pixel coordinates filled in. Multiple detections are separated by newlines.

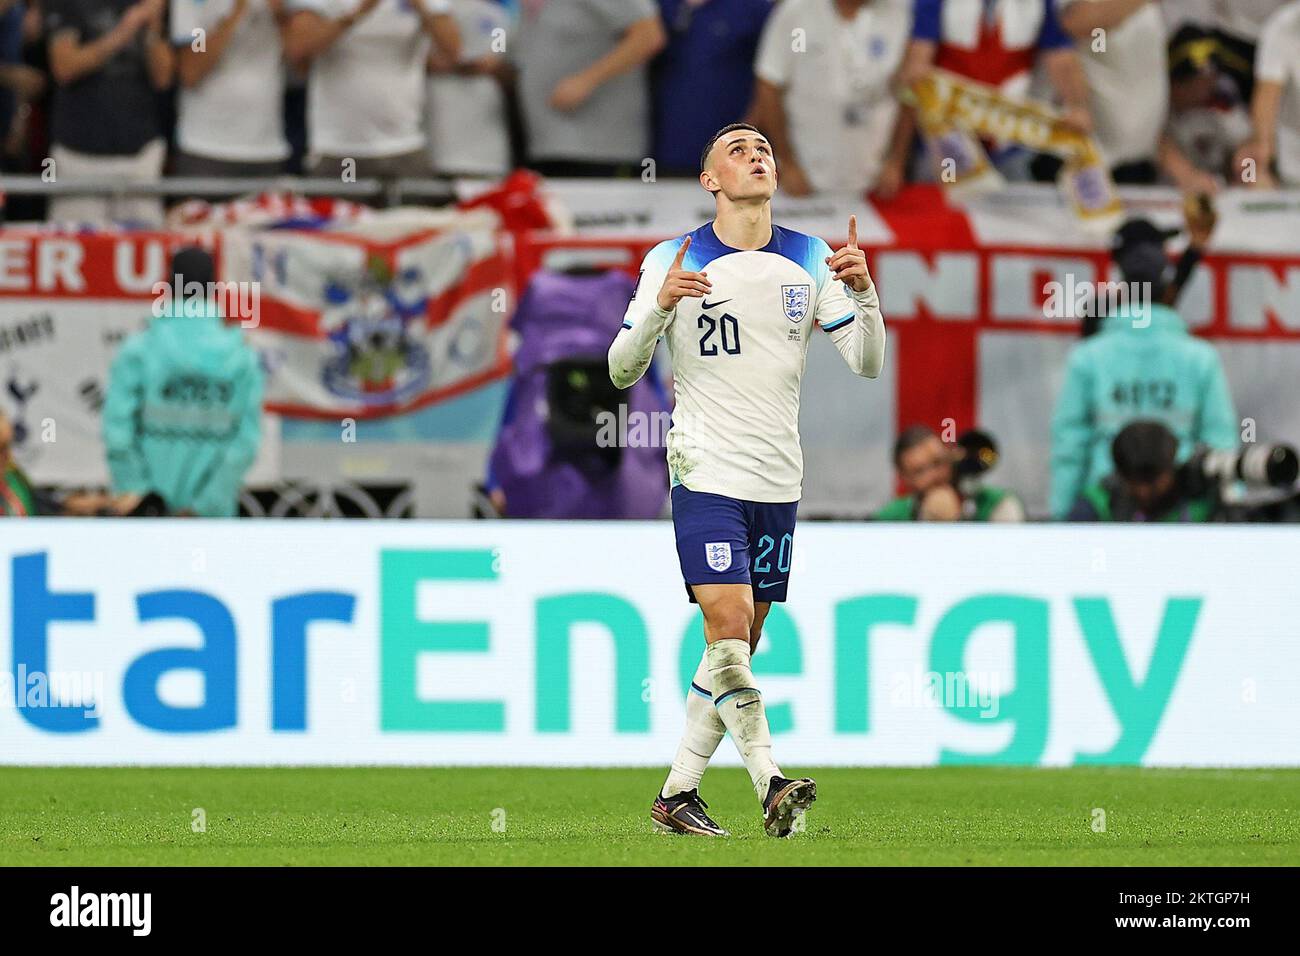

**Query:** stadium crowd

left=0, top=0, right=1296, bottom=223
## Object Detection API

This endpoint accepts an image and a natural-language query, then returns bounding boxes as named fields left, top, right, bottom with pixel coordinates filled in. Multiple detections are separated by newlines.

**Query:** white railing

left=0, top=175, right=457, bottom=206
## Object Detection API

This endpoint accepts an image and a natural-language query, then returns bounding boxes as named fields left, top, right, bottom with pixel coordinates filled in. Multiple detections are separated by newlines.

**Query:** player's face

left=898, top=437, right=954, bottom=495
left=703, top=134, right=777, bottom=201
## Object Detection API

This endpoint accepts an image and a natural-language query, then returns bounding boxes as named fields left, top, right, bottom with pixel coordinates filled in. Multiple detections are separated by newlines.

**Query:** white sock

left=707, top=638, right=782, bottom=801
left=661, top=651, right=727, bottom=798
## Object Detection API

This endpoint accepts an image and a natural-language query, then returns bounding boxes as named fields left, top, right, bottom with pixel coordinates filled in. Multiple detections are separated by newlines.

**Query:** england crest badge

left=782, top=284, right=810, bottom=322
left=705, top=542, right=732, bottom=572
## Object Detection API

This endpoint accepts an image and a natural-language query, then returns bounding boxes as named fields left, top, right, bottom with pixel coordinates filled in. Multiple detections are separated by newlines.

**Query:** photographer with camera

left=1068, top=420, right=1300, bottom=522
left=875, top=425, right=1025, bottom=522
left=1050, top=203, right=1238, bottom=518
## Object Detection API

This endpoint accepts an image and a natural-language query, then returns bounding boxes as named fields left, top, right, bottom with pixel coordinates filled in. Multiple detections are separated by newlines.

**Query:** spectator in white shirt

left=172, top=0, right=292, bottom=177
left=1055, top=0, right=1217, bottom=193
left=1206, top=0, right=1288, bottom=44
left=284, top=0, right=460, bottom=178
left=425, top=0, right=510, bottom=178
left=1235, top=0, right=1300, bottom=187
left=748, top=0, right=912, bottom=197
left=514, top=0, right=666, bottom=176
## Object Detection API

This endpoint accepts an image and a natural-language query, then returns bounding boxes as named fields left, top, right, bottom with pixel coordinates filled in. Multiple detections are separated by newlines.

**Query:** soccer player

left=608, top=122, right=886, bottom=837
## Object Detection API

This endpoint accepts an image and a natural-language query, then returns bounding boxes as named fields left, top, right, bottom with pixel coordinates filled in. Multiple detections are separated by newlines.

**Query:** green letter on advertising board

left=931, top=594, right=1050, bottom=764
left=834, top=595, right=918, bottom=733
left=1073, top=596, right=1200, bottom=764
left=380, top=549, right=505, bottom=732
left=536, top=593, right=650, bottom=732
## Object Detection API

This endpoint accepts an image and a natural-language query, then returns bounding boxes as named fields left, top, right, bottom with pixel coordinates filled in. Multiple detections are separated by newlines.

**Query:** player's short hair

left=700, top=122, right=764, bottom=172
left=893, top=425, right=940, bottom=467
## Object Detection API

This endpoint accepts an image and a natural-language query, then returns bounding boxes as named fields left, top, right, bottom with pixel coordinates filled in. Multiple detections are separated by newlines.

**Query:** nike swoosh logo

left=737, top=699, right=761, bottom=709
left=756, top=580, right=783, bottom=589
left=701, top=298, right=732, bottom=310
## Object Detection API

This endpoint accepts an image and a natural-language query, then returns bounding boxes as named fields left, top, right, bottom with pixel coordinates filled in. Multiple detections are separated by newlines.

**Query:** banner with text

left=2, top=522, right=1295, bottom=766
left=0, top=213, right=513, bottom=484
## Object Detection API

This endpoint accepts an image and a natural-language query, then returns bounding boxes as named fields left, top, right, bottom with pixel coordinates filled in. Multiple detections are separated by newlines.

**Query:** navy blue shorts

left=671, top=485, right=799, bottom=603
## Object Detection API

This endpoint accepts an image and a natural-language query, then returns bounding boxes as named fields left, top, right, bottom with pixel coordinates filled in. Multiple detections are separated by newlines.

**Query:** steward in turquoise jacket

left=1049, top=302, right=1237, bottom=518
left=103, top=296, right=263, bottom=517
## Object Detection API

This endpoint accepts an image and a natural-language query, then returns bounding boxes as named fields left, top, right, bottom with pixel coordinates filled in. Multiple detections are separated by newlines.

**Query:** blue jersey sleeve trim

left=645, top=235, right=690, bottom=274
left=774, top=228, right=832, bottom=285
left=813, top=235, right=834, bottom=286
left=823, top=313, right=855, bottom=332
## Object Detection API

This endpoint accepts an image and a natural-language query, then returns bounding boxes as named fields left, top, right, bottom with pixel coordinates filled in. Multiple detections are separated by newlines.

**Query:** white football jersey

left=610, top=221, right=884, bottom=503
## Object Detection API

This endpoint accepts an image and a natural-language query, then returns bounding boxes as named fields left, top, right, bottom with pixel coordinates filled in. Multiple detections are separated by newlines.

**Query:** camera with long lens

left=1175, top=442, right=1300, bottom=522
left=1182, top=444, right=1300, bottom=496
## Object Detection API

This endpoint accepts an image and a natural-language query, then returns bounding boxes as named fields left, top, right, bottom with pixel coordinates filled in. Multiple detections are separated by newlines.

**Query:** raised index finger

left=847, top=215, right=858, bottom=250
left=671, top=235, right=692, bottom=271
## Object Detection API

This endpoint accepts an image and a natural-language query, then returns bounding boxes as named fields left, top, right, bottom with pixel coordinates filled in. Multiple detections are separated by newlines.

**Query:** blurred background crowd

left=1, top=0, right=1299, bottom=524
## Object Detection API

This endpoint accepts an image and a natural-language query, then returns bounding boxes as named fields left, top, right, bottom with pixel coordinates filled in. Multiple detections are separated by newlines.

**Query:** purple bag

left=487, top=269, right=670, bottom=518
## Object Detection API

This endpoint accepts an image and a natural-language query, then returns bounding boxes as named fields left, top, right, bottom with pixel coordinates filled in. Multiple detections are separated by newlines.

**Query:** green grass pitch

left=1, top=767, right=1296, bottom=866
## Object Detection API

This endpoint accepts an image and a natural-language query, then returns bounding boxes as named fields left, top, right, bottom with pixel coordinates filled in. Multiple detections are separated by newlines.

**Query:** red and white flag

left=222, top=210, right=513, bottom=419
